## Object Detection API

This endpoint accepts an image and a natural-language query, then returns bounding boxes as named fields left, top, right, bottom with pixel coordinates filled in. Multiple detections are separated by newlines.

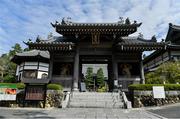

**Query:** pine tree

left=85, top=67, right=94, bottom=90
left=96, top=68, right=105, bottom=88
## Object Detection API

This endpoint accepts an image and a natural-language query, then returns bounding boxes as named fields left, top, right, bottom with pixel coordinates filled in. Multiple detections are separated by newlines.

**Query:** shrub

left=47, top=84, right=63, bottom=90
left=0, top=83, right=63, bottom=90
left=3, top=75, right=16, bottom=83
left=128, top=84, right=180, bottom=91
left=17, top=83, right=25, bottom=89
left=97, top=85, right=108, bottom=92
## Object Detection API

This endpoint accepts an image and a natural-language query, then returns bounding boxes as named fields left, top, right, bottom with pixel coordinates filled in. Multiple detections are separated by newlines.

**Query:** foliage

left=16, top=83, right=25, bottom=89
left=96, top=68, right=105, bottom=87
left=97, top=85, right=108, bottom=92
left=145, top=61, right=180, bottom=84
left=85, top=67, right=94, bottom=89
left=0, top=83, right=63, bottom=90
left=128, top=84, right=180, bottom=91
left=3, top=74, right=16, bottom=83
left=0, top=43, right=29, bottom=83
left=84, top=67, right=106, bottom=91
left=47, top=84, right=63, bottom=90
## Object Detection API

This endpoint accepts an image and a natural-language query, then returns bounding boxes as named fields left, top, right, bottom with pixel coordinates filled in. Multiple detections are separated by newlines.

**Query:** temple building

left=144, top=23, right=180, bottom=72
left=12, top=18, right=167, bottom=91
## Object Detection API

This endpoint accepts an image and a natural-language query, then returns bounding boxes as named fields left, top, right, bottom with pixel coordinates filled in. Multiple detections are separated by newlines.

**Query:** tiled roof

left=15, top=50, right=50, bottom=59
left=11, top=50, right=50, bottom=64
left=25, top=36, right=75, bottom=51
left=165, top=23, right=180, bottom=42
left=117, top=36, right=167, bottom=51
left=52, top=18, right=141, bottom=35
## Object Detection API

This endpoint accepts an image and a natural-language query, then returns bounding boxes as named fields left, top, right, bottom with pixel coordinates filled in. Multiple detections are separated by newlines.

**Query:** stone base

left=73, top=88, right=79, bottom=92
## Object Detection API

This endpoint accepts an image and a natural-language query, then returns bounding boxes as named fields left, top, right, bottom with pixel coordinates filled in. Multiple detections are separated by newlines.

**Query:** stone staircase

left=68, top=92, right=123, bottom=108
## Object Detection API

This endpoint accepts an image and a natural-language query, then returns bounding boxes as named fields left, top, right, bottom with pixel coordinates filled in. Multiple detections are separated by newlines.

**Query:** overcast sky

left=0, top=0, right=180, bottom=55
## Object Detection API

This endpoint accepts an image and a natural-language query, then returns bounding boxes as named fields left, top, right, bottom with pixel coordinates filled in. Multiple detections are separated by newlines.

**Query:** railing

left=62, top=91, right=71, bottom=108
left=122, top=91, right=132, bottom=109
left=21, top=78, right=50, bottom=83
left=118, top=76, right=140, bottom=91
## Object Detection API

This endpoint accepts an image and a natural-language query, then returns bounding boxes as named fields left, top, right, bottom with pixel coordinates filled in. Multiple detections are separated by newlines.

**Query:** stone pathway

left=0, top=107, right=166, bottom=119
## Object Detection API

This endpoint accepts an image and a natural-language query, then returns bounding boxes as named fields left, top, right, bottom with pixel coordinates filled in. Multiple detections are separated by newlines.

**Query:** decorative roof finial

left=138, top=33, right=143, bottom=38
left=47, top=32, right=53, bottom=39
left=151, top=35, right=157, bottom=42
left=36, top=35, right=42, bottom=42
left=118, top=17, right=124, bottom=24
left=61, top=17, right=72, bottom=25
left=125, top=17, right=131, bottom=25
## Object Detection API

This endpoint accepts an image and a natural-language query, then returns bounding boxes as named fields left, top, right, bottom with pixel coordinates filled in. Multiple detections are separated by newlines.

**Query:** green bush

left=0, top=83, right=63, bottom=90
left=47, top=84, right=63, bottom=90
left=128, top=84, right=180, bottom=91
left=3, top=75, right=16, bottom=83
left=17, top=83, right=25, bottom=89
left=97, top=85, right=108, bottom=92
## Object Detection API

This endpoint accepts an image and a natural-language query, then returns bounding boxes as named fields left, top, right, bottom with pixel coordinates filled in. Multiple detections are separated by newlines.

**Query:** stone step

left=68, top=92, right=123, bottom=108
left=69, top=102, right=123, bottom=108
left=72, top=92, right=119, bottom=96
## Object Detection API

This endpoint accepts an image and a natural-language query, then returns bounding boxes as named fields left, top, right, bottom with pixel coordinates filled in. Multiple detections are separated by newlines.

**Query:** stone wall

left=0, top=90, right=63, bottom=108
left=132, top=90, right=180, bottom=108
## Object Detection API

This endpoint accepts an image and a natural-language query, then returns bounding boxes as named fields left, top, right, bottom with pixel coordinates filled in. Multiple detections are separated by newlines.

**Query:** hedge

left=0, top=83, right=63, bottom=90
left=47, top=84, right=63, bottom=90
left=128, top=84, right=180, bottom=91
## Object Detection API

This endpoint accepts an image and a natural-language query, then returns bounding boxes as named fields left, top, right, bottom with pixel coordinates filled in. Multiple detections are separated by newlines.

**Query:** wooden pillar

left=112, top=54, right=118, bottom=81
left=49, top=52, right=54, bottom=81
left=140, top=53, right=145, bottom=84
left=73, top=45, right=79, bottom=91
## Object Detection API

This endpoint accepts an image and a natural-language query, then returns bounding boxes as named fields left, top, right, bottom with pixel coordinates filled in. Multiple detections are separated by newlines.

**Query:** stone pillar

left=49, top=52, right=54, bottom=81
left=73, top=45, right=79, bottom=91
left=140, top=54, right=145, bottom=84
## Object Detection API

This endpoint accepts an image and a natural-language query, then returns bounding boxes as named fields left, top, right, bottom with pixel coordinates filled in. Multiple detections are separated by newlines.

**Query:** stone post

left=140, top=54, right=145, bottom=84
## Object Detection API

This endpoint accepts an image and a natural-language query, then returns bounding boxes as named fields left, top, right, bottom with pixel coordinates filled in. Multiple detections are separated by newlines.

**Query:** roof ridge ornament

left=47, top=32, right=53, bottom=39
left=125, top=17, right=131, bottom=25
left=138, top=33, right=143, bottom=38
left=118, top=17, right=124, bottom=24
left=61, top=17, right=72, bottom=25
left=36, top=35, right=43, bottom=42
left=151, top=35, right=157, bottom=42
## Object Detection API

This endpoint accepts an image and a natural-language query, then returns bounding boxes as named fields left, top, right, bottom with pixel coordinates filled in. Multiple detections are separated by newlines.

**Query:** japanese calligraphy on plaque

left=92, top=33, right=100, bottom=45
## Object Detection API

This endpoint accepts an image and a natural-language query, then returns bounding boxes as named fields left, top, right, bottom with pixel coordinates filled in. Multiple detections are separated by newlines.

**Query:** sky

left=0, top=0, right=180, bottom=55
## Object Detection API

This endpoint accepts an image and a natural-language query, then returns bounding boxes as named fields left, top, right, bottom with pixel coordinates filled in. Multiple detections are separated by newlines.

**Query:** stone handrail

left=122, top=91, right=132, bottom=109
left=62, top=91, right=71, bottom=108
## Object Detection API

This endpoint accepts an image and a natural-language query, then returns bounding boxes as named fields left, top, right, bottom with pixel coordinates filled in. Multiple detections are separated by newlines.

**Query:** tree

left=85, top=67, right=93, bottom=90
left=145, top=61, right=180, bottom=84
left=0, top=43, right=23, bottom=83
left=96, top=68, right=105, bottom=87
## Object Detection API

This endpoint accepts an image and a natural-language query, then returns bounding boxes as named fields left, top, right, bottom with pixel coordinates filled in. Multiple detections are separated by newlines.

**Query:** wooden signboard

left=24, top=84, right=47, bottom=108
left=25, top=85, right=45, bottom=101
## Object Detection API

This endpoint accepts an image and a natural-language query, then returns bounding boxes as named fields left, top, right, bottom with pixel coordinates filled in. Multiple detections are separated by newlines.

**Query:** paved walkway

left=0, top=107, right=166, bottom=119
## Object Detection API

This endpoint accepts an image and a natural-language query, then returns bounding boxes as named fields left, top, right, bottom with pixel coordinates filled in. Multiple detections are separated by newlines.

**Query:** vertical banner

left=0, top=84, right=17, bottom=100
